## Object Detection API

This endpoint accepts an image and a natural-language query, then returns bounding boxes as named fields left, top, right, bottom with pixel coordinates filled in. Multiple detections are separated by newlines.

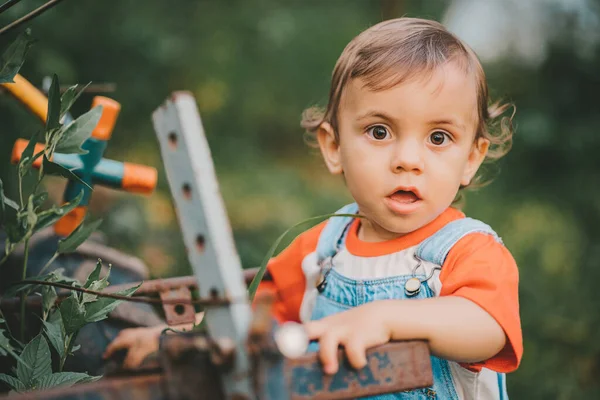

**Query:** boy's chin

left=364, top=216, right=427, bottom=240
left=381, top=212, right=437, bottom=235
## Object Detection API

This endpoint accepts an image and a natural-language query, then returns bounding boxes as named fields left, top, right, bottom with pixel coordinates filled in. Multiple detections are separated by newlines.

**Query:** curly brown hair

left=301, top=18, right=514, bottom=192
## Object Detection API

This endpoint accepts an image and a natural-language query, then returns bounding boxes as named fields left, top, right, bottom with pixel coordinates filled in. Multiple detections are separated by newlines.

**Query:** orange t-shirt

left=256, top=207, right=522, bottom=373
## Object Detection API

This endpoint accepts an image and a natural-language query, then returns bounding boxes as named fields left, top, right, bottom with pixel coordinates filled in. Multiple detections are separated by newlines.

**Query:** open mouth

left=389, top=189, right=421, bottom=204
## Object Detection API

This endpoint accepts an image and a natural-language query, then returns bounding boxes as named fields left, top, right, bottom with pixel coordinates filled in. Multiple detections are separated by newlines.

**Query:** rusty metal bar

left=9, top=374, right=166, bottom=400
left=286, top=341, right=432, bottom=400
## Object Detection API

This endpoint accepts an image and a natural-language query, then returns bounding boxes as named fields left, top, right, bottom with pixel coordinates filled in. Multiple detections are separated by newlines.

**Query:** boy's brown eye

left=369, top=126, right=389, bottom=140
left=430, top=131, right=448, bottom=145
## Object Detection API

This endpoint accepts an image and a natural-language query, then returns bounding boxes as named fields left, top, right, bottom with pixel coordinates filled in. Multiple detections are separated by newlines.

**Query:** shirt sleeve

left=439, top=233, right=522, bottom=373
left=254, top=221, right=326, bottom=323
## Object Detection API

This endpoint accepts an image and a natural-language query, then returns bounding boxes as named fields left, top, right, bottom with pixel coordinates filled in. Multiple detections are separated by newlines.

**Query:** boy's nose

left=391, top=138, right=424, bottom=173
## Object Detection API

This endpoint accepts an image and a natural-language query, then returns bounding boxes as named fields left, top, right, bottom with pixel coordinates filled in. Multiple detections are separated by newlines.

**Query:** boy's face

left=318, top=62, right=489, bottom=241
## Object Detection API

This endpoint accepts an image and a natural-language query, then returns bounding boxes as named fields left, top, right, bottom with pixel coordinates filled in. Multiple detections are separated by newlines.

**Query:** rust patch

left=285, top=340, right=433, bottom=400
left=159, top=286, right=196, bottom=326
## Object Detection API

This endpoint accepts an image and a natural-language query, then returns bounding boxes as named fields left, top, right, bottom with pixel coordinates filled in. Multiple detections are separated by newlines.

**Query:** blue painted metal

left=284, top=341, right=432, bottom=400
left=53, top=138, right=124, bottom=206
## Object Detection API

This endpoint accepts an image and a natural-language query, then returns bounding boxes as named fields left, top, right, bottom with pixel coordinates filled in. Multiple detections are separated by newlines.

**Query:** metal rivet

left=404, top=277, right=421, bottom=297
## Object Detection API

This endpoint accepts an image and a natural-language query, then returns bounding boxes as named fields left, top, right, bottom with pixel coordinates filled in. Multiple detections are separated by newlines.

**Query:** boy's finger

left=304, top=320, right=326, bottom=340
left=319, top=333, right=340, bottom=375
left=103, top=337, right=130, bottom=359
left=123, top=349, right=148, bottom=370
left=343, top=338, right=367, bottom=370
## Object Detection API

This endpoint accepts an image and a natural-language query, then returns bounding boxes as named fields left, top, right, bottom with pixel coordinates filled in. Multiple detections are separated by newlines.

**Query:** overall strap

left=316, top=203, right=359, bottom=263
left=415, top=217, right=502, bottom=266
left=415, top=217, right=507, bottom=399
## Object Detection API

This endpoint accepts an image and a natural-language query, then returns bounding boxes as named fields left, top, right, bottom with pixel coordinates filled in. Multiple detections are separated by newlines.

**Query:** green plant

left=0, top=262, right=140, bottom=392
left=0, top=31, right=139, bottom=392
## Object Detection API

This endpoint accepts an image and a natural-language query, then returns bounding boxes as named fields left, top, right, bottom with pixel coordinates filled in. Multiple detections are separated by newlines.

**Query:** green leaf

left=34, top=190, right=83, bottom=232
left=0, top=29, right=35, bottom=84
left=16, top=335, right=52, bottom=388
left=0, top=326, right=28, bottom=367
left=25, top=195, right=38, bottom=231
left=32, top=192, right=49, bottom=209
left=42, top=155, right=92, bottom=190
left=70, top=344, right=80, bottom=354
left=6, top=269, right=81, bottom=298
left=58, top=294, right=87, bottom=335
left=77, top=374, right=101, bottom=384
left=46, top=74, right=61, bottom=131
left=28, top=269, right=81, bottom=288
left=0, top=178, right=19, bottom=224
left=34, top=372, right=97, bottom=390
left=83, top=260, right=102, bottom=289
left=60, top=82, right=91, bottom=121
left=17, top=130, right=43, bottom=177
left=46, top=268, right=81, bottom=287
left=41, top=285, right=57, bottom=319
left=82, top=264, right=110, bottom=303
left=42, top=311, right=65, bottom=359
left=5, top=219, right=27, bottom=245
left=84, top=283, right=140, bottom=323
left=55, top=105, right=102, bottom=155
left=57, top=218, right=103, bottom=254
left=0, top=178, right=19, bottom=211
left=0, top=330, right=10, bottom=358
left=0, top=373, right=25, bottom=392
left=2, top=281, right=31, bottom=298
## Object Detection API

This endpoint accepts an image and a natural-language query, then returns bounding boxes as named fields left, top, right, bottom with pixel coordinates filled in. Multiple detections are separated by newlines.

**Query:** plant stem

left=59, top=334, right=71, bottom=372
left=21, top=279, right=223, bottom=305
left=19, top=237, right=30, bottom=342
left=0, top=246, right=14, bottom=266
left=33, top=151, right=44, bottom=193
left=0, top=309, right=14, bottom=340
left=18, top=176, right=23, bottom=208
left=38, top=252, right=58, bottom=276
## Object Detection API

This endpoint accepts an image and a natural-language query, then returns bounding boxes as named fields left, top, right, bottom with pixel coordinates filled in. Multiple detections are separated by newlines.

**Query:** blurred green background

left=1, top=0, right=599, bottom=398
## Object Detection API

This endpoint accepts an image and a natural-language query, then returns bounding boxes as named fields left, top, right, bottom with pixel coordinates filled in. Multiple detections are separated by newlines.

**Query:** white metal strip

left=152, top=92, right=252, bottom=398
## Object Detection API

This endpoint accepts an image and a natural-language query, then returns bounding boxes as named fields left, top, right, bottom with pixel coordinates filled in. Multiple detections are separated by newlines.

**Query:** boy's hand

left=103, top=325, right=164, bottom=369
left=304, top=302, right=392, bottom=374
left=103, top=312, right=204, bottom=370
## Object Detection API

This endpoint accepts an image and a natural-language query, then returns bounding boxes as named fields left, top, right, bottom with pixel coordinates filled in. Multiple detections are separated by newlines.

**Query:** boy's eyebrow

left=355, top=110, right=396, bottom=123
left=429, top=118, right=467, bottom=131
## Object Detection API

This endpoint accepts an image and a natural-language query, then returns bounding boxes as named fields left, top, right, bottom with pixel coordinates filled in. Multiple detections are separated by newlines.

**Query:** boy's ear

left=317, top=122, right=343, bottom=175
left=461, top=137, right=489, bottom=186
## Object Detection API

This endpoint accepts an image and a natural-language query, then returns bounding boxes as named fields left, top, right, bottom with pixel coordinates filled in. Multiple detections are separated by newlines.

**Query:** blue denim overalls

left=308, top=203, right=509, bottom=400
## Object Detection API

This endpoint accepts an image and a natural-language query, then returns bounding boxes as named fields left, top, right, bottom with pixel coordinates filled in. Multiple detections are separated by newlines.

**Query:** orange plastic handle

left=122, top=162, right=158, bottom=195
left=90, top=96, right=121, bottom=141
left=11, top=138, right=46, bottom=167
left=54, top=206, right=87, bottom=237
left=1, top=74, right=48, bottom=123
